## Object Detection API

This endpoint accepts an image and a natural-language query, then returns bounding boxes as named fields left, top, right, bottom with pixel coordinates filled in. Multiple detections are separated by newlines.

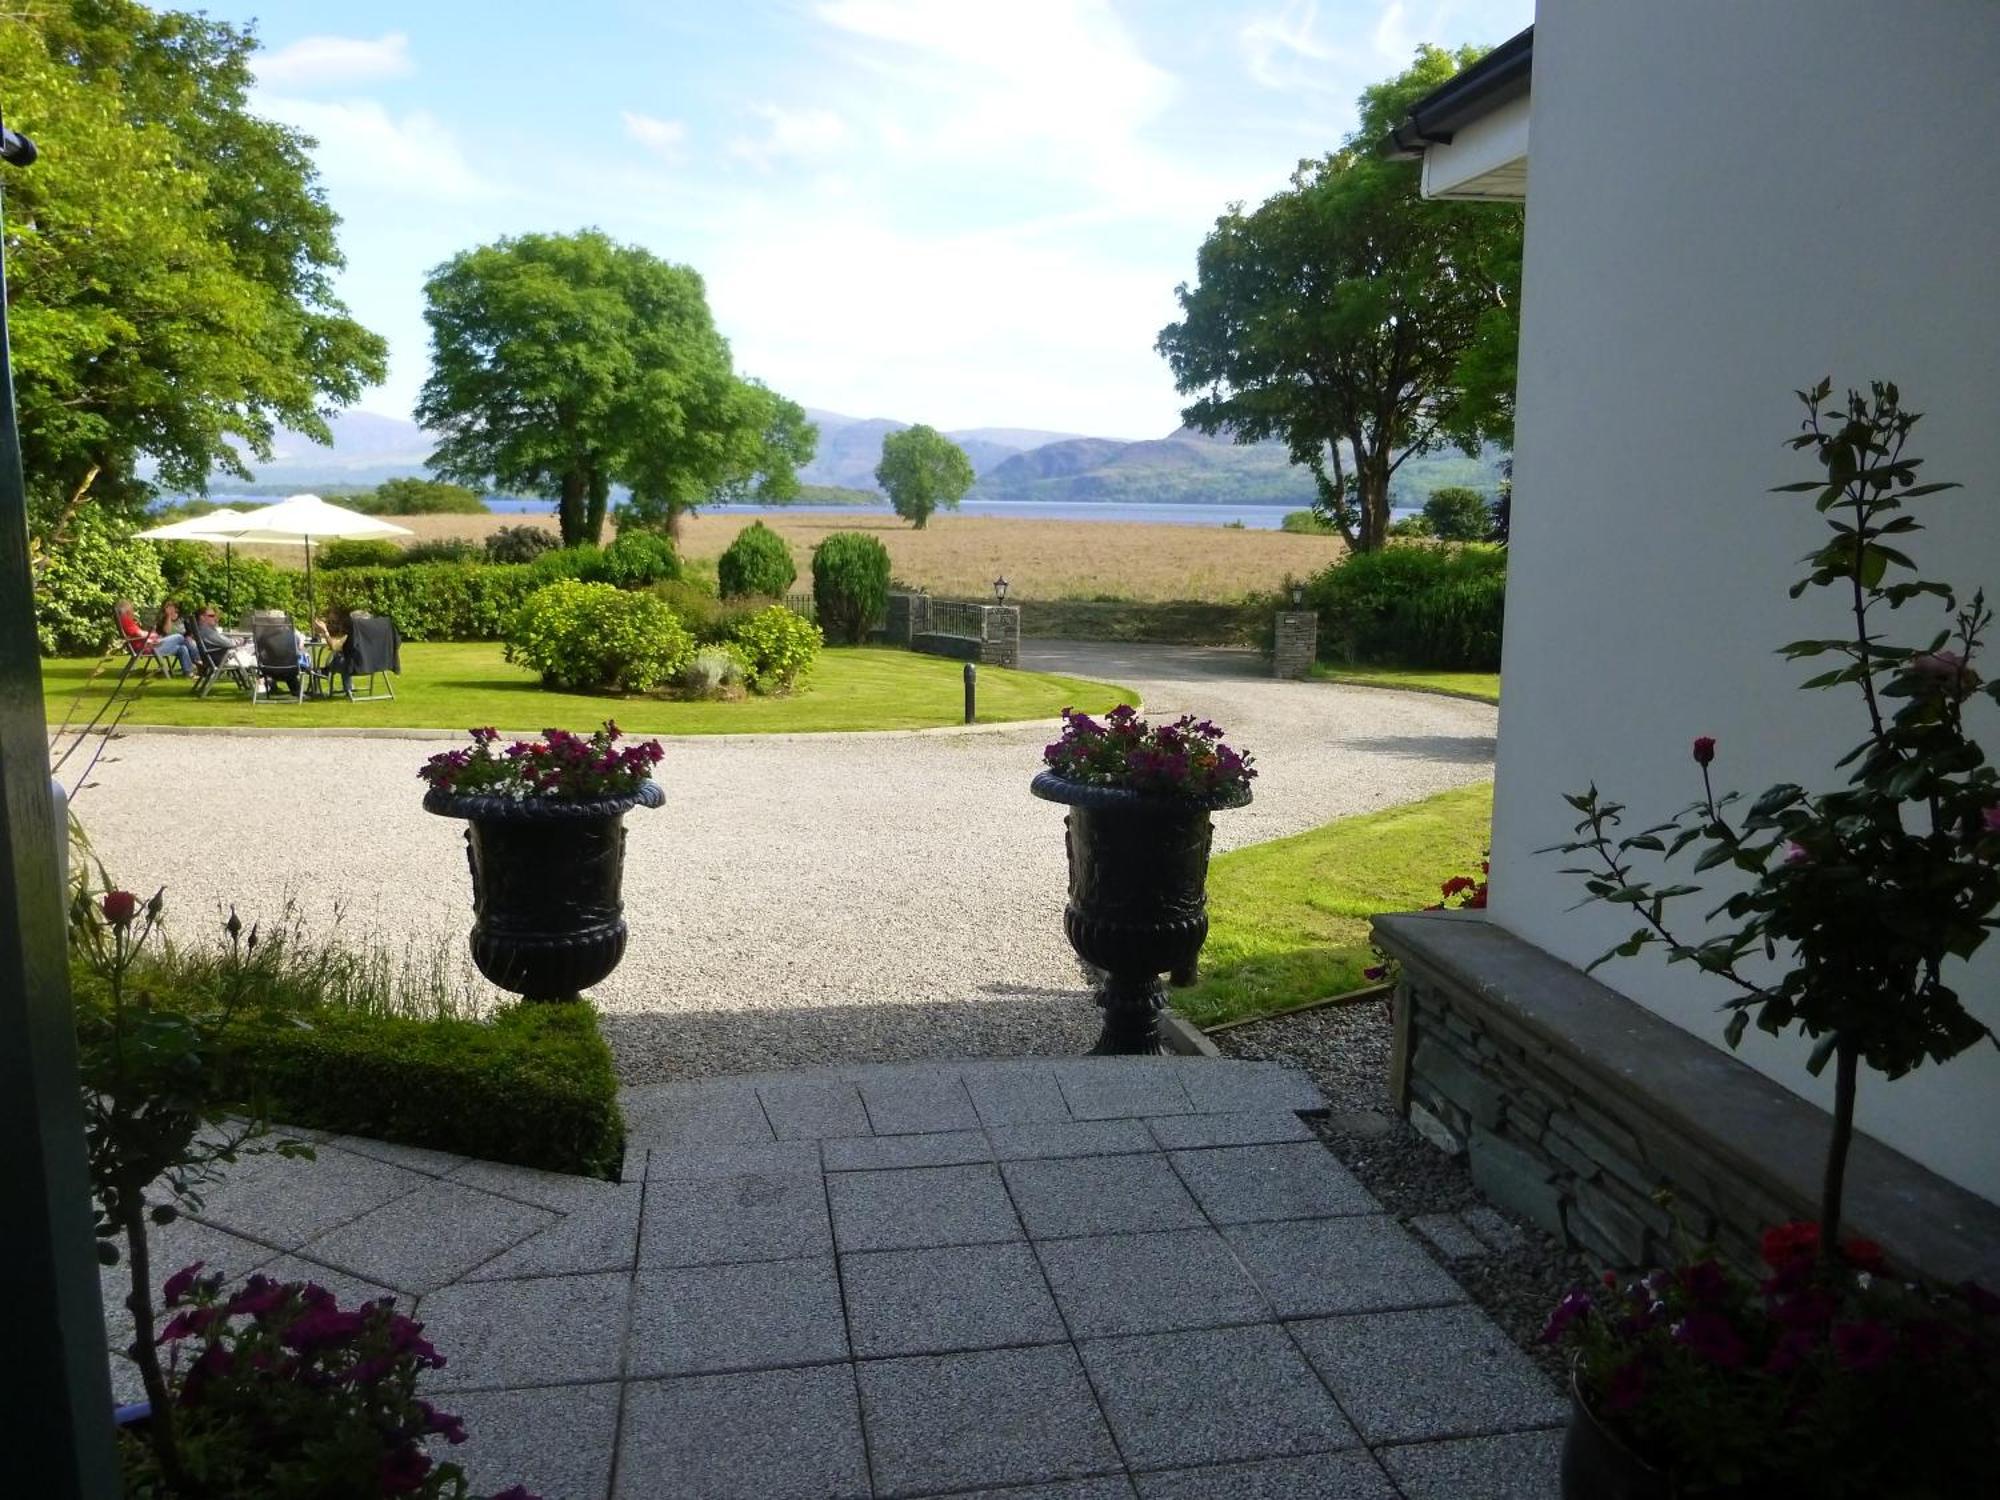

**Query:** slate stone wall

left=1273, top=612, right=1317, bottom=679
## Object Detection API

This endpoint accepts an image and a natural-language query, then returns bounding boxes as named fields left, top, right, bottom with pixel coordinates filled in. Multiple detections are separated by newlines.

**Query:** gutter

left=1385, top=26, right=1533, bottom=158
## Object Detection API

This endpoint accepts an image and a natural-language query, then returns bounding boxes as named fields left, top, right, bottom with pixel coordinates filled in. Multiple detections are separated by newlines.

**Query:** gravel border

left=1215, top=1000, right=1588, bottom=1382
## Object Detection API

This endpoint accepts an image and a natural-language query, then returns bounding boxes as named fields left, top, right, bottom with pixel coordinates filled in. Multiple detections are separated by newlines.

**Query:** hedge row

left=214, top=1001, right=623, bottom=1179
left=1018, top=598, right=1266, bottom=646
left=1306, top=542, right=1506, bottom=670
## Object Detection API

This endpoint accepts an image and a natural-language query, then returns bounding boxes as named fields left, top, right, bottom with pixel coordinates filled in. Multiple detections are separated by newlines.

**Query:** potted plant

left=1032, top=705, right=1255, bottom=1053
left=421, top=722, right=664, bottom=1002
left=1543, top=381, right=2000, bottom=1495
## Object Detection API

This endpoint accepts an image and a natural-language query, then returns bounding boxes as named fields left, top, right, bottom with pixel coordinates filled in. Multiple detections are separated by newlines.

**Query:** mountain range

left=207, top=408, right=1503, bottom=508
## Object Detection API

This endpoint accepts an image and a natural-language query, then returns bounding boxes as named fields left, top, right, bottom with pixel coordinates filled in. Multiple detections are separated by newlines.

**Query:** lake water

left=483, top=498, right=1368, bottom=529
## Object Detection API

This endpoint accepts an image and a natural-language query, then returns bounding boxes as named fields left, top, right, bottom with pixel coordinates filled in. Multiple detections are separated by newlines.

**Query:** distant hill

left=197, top=406, right=1504, bottom=510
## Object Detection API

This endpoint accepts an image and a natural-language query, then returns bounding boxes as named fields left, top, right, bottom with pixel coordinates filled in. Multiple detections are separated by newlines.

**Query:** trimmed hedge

left=317, top=562, right=539, bottom=640
left=34, top=509, right=168, bottom=653
left=156, top=543, right=305, bottom=617
left=217, top=1001, right=623, bottom=1179
left=1307, top=542, right=1506, bottom=670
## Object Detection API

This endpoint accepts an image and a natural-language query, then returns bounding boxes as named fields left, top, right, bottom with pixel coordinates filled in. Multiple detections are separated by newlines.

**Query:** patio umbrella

left=134, top=508, right=253, bottom=614
left=200, top=494, right=412, bottom=622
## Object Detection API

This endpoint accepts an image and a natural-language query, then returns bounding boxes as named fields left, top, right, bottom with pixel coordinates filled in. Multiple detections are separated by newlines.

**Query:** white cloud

left=730, top=104, right=849, bottom=169
left=622, top=111, right=689, bottom=162
left=253, top=32, right=414, bottom=91
left=252, top=94, right=494, bottom=202
left=1239, top=1, right=1481, bottom=94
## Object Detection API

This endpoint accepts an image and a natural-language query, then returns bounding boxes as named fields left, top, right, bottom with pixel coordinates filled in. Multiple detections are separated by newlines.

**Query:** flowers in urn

left=1042, top=705, right=1256, bottom=801
left=419, top=722, right=664, bottom=801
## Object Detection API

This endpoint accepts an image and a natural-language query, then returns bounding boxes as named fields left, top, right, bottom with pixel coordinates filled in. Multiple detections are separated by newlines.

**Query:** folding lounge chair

left=335, top=612, right=401, bottom=702
left=250, top=623, right=307, bottom=705
left=111, top=609, right=173, bottom=679
left=192, top=632, right=255, bottom=698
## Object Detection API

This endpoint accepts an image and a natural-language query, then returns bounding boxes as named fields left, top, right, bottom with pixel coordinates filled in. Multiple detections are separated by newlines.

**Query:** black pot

left=1562, top=1372, right=1763, bottom=1500
left=1030, top=770, right=1250, bottom=1054
left=424, top=782, right=663, bottom=1001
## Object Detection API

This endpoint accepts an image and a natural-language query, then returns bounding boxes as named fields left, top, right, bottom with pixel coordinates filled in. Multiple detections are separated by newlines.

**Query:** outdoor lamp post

left=993, top=575, right=1010, bottom=604
left=1289, top=581, right=1305, bottom=609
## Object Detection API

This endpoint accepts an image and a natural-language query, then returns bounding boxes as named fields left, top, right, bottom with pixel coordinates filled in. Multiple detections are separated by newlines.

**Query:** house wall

left=1492, top=0, right=2000, bottom=1203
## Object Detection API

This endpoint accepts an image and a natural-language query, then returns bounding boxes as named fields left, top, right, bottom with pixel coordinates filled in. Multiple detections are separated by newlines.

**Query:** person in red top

left=115, top=598, right=197, bottom=675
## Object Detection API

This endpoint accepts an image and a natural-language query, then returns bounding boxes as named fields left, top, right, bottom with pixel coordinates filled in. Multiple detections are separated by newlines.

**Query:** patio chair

left=111, top=605, right=172, bottom=679
left=191, top=631, right=255, bottom=698
left=332, top=612, right=401, bottom=702
left=250, top=622, right=308, bottom=705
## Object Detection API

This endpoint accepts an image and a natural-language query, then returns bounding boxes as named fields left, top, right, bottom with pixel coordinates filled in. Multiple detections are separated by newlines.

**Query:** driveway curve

left=67, top=642, right=1496, bottom=1082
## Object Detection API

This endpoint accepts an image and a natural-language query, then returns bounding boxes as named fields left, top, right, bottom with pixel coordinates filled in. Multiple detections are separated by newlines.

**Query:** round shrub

left=528, top=544, right=604, bottom=585
left=485, top=524, right=559, bottom=564
left=33, top=509, right=168, bottom=653
left=1421, top=487, right=1494, bottom=542
left=597, top=530, right=682, bottom=588
left=672, top=643, right=751, bottom=700
left=401, top=536, right=481, bottom=565
left=716, top=522, right=797, bottom=599
left=505, top=579, right=694, bottom=692
left=811, top=532, right=891, bottom=644
left=731, top=604, right=822, bottom=693
left=317, top=537, right=402, bottom=569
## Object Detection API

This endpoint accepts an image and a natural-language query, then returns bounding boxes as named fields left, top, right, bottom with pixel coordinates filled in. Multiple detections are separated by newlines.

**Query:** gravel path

left=65, top=641, right=1495, bottom=1082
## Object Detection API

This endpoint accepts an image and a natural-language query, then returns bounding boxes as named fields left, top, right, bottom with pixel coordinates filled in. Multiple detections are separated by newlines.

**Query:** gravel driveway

left=66, top=642, right=1496, bottom=1082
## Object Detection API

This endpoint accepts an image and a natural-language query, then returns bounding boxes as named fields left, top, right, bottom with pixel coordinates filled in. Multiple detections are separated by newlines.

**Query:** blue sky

left=212, top=0, right=1531, bottom=439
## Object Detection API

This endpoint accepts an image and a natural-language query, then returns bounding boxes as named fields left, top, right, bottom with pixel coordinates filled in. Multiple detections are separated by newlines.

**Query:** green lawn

left=1173, top=780, right=1493, bottom=1028
left=1310, top=663, right=1500, bottom=704
left=42, top=643, right=1135, bottom=736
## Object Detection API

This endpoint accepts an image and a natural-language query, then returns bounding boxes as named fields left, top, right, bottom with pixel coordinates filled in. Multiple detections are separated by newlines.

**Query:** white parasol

left=193, top=494, right=412, bottom=621
left=134, top=508, right=255, bottom=613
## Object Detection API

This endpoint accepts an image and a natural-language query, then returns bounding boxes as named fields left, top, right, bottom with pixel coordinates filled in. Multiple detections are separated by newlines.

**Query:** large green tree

left=1157, top=46, right=1521, bottom=553
left=875, top=424, right=975, bottom=530
left=4, top=0, right=387, bottom=546
left=417, top=230, right=811, bottom=547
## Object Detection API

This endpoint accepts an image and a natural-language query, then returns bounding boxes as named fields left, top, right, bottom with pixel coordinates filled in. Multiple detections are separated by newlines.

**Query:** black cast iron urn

left=424, top=782, right=663, bottom=1002
left=1031, top=769, right=1251, bottom=1054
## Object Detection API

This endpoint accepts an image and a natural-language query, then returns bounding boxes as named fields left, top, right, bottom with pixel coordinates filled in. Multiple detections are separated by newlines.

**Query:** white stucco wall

left=1492, top=0, right=2000, bottom=1203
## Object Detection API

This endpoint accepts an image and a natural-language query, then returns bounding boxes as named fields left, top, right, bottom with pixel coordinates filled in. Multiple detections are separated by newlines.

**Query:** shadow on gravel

left=1019, top=640, right=1265, bottom=684
left=598, top=991, right=1105, bottom=1084
left=1341, top=733, right=1497, bottom=765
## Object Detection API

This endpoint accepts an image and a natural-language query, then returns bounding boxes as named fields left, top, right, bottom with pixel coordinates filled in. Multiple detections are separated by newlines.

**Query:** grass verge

left=43, top=643, right=1133, bottom=735
left=1311, top=663, right=1501, bottom=704
left=1172, top=781, right=1493, bottom=1028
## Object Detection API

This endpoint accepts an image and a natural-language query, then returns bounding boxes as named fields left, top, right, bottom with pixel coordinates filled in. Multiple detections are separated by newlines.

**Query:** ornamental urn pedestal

left=1031, top=769, right=1251, bottom=1054
left=423, top=782, right=663, bottom=1002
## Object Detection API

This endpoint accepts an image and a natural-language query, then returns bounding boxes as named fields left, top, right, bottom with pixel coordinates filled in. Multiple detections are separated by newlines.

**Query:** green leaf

left=1806, top=1033, right=1840, bottom=1075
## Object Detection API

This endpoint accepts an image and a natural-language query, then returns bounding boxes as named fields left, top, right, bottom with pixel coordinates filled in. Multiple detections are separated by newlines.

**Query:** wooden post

left=0, top=118, right=121, bottom=1496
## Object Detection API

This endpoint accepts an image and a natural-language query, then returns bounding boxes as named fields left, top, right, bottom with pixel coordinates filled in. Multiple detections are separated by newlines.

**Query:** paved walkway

left=106, top=1059, right=1563, bottom=1499
left=72, top=643, right=1497, bottom=1083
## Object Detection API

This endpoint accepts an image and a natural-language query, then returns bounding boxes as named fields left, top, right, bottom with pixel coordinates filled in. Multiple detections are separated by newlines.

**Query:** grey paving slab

left=1167, top=1144, right=1378, bottom=1224
left=966, top=1066, right=1074, bottom=1127
left=759, top=1078, right=871, bottom=1140
left=617, top=1365, right=869, bottom=1500
left=640, top=1169, right=833, bottom=1267
left=1134, top=1452, right=1398, bottom=1499
left=448, top=1159, right=633, bottom=1212
left=1461, top=1205, right=1529, bottom=1254
left=828, top=1163, right=1023, bottom=1252
left=629, top=1256, right=847, bottom=1377
left=857, top=1344, right=1122, bottom=1498
left=1145, top=1112, right=1314, bottom=1151
left=252, top=1256, right=401, bottom=1311
left=842, top=1241, right=1065, bottom=1358
left=859, top=1070, right=982, bottom=1134
left=1003, top=1154, right=1206, bottom=1240
left=417, top=1272, right=631, bottom=1392
left=1078, top=1324, right=1357, bottom=1471
left=1224, top=1217, right=1469, bottom=1318
left=823, top=1129, right=992, bottom=1172
left=1035, top=1229, right=1269, bottom=1338
left=442, top=1381, right=620, bottom=1500
left=192, top=1148, right=430, bottom=1251
left=1291, top=1307, right=1567, bottom=1444
left=323, top=1134, right=466, bottom=1177
left=989, top=1119, right=1156, bottom=1161
left=943, top=1482, right=1136, bottom=1500
left=299, top=1180, right=556, bottom=1293
left=462, top=1185, right=641, bottom=1281
left=1379, top=1429, right=1566, bottom=1499
left=1174, top=1062, right=1326, bottom=1116
left=1054, top=1059, right=1195, bottom=1120
left=620, top=1081, right=774, bottom=1152
left=645, top=1139, right=824, bottom=1181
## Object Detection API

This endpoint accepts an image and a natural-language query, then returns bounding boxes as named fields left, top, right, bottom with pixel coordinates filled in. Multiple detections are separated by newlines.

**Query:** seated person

left=191, top=606, right=251, bottom=668
left=115, top=599, right=197, bottom=675
left=313, top=611, right=352, bottom=694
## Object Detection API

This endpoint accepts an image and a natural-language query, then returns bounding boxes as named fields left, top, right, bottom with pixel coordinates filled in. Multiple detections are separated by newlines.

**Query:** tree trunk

left=584, top=469, right=610, bottom=547
left=1355, top=464, right=1394, bottom=552
left=120, top=1188, right=184, bottom=1488
left=1820, top=1038, right=1860, bottom=1257
left=557, top=470, right=587, bottom=548
left=665, top=503, right=687, bottom=544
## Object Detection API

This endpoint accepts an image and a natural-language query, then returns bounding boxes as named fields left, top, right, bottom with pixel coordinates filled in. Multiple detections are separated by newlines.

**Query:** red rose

left=1761, top=1220, right=1821, bottom=1272
left=100, top=890, right=140, bottom=927
left=1692, top=736, right=1717, bottom=767
left=1841, top=1237, right=1886, bottom=1273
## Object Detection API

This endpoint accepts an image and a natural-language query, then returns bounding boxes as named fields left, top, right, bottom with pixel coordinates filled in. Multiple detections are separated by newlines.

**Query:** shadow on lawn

left=597, top=990, right=1106, bottom=1085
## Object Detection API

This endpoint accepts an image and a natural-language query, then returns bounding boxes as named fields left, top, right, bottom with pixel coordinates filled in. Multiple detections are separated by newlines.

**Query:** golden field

left=338, top=510, right=1345, bottom=604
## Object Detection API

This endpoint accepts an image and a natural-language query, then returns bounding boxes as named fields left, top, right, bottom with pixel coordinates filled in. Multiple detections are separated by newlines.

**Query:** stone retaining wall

left=1273, top=611, right=1317, bottom=679
left=1374, top=910, right=2000, bottom=1287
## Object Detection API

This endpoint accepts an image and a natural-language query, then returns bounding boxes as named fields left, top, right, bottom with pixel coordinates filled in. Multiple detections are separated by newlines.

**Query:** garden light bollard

left=964, top=661, right=976, bottom=724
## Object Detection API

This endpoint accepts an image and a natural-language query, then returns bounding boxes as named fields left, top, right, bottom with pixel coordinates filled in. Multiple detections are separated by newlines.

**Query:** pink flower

left=1692, top=736, right=1716, bottom=767
left=162, top=1261, right=206, bottom=1307
left=1907, top=650, right=1981, bottom=700
left=1983, top=806, right=2000, bottom=835
left=1782, top=841, right=1810, bottom=866
left=100, top=889, right=140, bottom=926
